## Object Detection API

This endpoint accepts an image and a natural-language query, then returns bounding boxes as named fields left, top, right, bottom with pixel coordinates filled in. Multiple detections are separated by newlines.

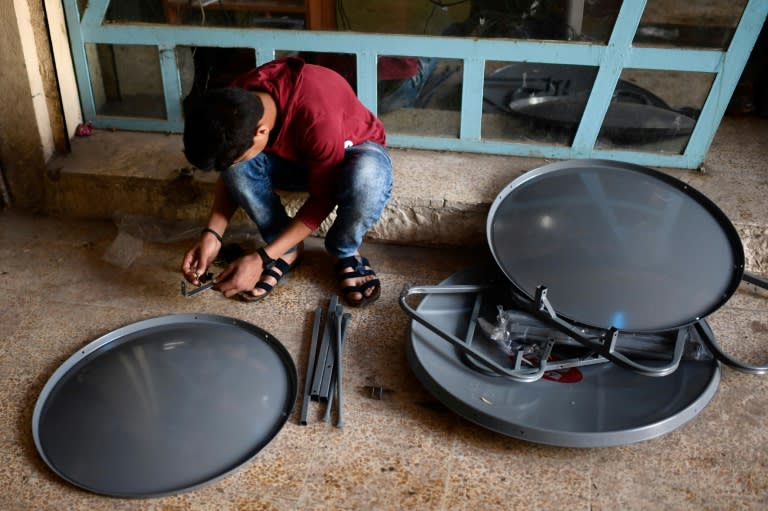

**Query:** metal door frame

left=61, top=0, right=767, bottom=169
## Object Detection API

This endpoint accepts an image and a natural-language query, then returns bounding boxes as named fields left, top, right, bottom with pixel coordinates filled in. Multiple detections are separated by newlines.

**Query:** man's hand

left=181, top=235, right=220, bottom=285
left=213, top=253, right=264, bottom=298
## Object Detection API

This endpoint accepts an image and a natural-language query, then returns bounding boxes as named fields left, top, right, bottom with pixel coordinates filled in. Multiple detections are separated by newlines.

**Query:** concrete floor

left=2, top=114, right=768, bottom=510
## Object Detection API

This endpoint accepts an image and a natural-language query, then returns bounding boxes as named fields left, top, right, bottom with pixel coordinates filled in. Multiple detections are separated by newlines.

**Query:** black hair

left=182, top=87, right=264, bottom=171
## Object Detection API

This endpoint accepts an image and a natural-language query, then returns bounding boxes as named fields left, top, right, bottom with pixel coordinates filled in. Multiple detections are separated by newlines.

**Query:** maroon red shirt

left=230, top=57, right=387, bottom=230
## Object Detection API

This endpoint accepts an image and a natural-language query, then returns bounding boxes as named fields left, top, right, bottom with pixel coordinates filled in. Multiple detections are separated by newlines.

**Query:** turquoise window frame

left=62, top=0, right=767, bottom=169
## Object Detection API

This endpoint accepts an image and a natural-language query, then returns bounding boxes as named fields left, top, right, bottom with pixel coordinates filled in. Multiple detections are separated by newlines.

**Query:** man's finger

left=181, top=268, right=198, bottom=285
left=217, top=279, right=241, bottom=298
left=223, top=287, right=240, bottom=298
left=214, top=265, right=234, bottom=283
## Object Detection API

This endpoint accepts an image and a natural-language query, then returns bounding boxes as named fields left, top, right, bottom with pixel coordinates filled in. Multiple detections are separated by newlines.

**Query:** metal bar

left=459, top=57, right=485, bottom=141
left=399, top=284, right=552, bottom=382
left=626, top=47, right=723, bottom=73
left=324, top=310, right=350, bottom=425
left=89, top=116, right=184, bottom=133
left=534, top=286, right=685, bottom=377
left=465, top=293, right=483, bottom=347
left=402, top=282, right=689, bottom=378
left=386, top=135, right=704, bottom=169
left=323, top=308, right=349, bottom=424
left=255, top=48, right=275, bottom=67
left=322, top=374, right=334, bottom=422
left=318, top=322, right=337, bottom=401
left=334, top=307, right=347, bottom=428
left=62, top=0, right=97, bottom=121
left=310, top=314, right=329, bottom=400
left=180, top=273, right=215, bottom=297
left=81, top=113, right=705, bottom=168
left=312, top=296, right=339, bottom=399
left=356, top=51, right=378, bottom=114
left=743, top=272, right=768, bottom=290
left=159, top=46, right=182, bottom=125
left=180, top=281, right=214, bottom=297
left=695, top=320, right=768, bottom=375
left=81, top=0, right=109, bottom=26
left=300, top=306, right=323, bottom=425
left=79, top=26, right=604, bottom=65
left=571, top=0, right=647, bottom=151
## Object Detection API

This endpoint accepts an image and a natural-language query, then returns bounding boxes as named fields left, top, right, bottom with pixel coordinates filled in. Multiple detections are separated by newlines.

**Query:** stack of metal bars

left=300, top=296, right=351, bottom=427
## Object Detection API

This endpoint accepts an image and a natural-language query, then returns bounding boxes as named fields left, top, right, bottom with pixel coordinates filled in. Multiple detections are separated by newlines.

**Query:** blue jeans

left=379, top=57, right=438, bottom=114
left=222, top=141, right=392, bottom=258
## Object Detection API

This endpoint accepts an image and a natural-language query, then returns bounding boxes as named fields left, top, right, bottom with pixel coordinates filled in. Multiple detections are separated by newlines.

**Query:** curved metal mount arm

left=533, top=286, right=686, bottom=377
left=692, top=271, right=768, bottom=375
left=694, top=320, right=768, bottom=375
left=743, top=271, right=768, bottom=289
left=399, top=284, right=608, bottom=383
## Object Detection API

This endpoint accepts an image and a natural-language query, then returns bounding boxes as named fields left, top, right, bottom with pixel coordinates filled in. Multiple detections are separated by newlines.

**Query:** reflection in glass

left=379, top=59, right=463, bottom=137
left=186, top=47, right=257, bottom=96
left=377, top=56, right=441, bottom=115
left=105, top=1, right=165, bottom=23
left=437, top=0, right=621, bottom=43
left=104, top=0, right=343, bottom=29
left=480, top=61, right=715, bottom=153
left=337, top=0, right=620, bottom=42
left=482, top=61, right=597, bottom=146
left=596, top=70, right=714, bottom=153
left=635, top=0, right=747, bottom=49
left=336, top=1, right=467, bottom=36
left=100, top=0, right=628, bottom=41
left=87, top=44, right=166, bottom=119
left=162, top=1, right=307, bottom=29
left=88, top=0, right=735, bottom=150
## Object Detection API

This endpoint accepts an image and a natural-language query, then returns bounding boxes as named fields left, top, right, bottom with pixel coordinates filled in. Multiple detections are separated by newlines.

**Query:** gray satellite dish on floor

left=487, top=159, right=744, bottom=333
left=32, top=314, right=297, bottom=497
left=404, top=264, right=721, bottom=447
left=401, top=159, right=748, bottom=447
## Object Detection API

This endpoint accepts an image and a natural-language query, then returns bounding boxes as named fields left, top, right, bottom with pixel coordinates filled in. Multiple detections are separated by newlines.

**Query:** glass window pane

left=482, top=61, right=598, bottom=146
left=380, top=58, right=463, bottom=138
left=163, top=1, right=306, bottom=29
left=106, top=0, right=332, bottom=30
left=338, top=1, right=620, bottom=42
left=377, top=55, right=438, bottom=115
left=87, top=44, right=166, bottom=119
left=105, top=1, right=165, bottom=23
left=176, top=46, right=259, bottom=98
left=187, top=47, right=256, bottom=94
left=634, top=0, right=748, bottom=49
left=568, top=0, right=622, bottom=43
left=338, top=1, right=467, bottom=36
left=596, top=70, right=715, bottom=154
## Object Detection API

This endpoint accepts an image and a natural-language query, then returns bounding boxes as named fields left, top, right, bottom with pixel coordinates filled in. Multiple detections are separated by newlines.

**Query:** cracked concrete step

left=44, top=120, right=768, bottom=273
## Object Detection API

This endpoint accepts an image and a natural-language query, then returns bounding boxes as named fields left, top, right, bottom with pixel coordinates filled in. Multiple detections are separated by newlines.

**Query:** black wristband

left=201, top=227, right=223, bottom=243
left=257, top=246, right=276, bottom=270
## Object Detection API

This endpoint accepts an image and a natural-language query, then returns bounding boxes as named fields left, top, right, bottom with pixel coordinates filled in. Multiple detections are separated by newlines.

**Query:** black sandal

left=237, top=244, right=303, bottom=303
left=335, top=255, right=381, bottom=307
